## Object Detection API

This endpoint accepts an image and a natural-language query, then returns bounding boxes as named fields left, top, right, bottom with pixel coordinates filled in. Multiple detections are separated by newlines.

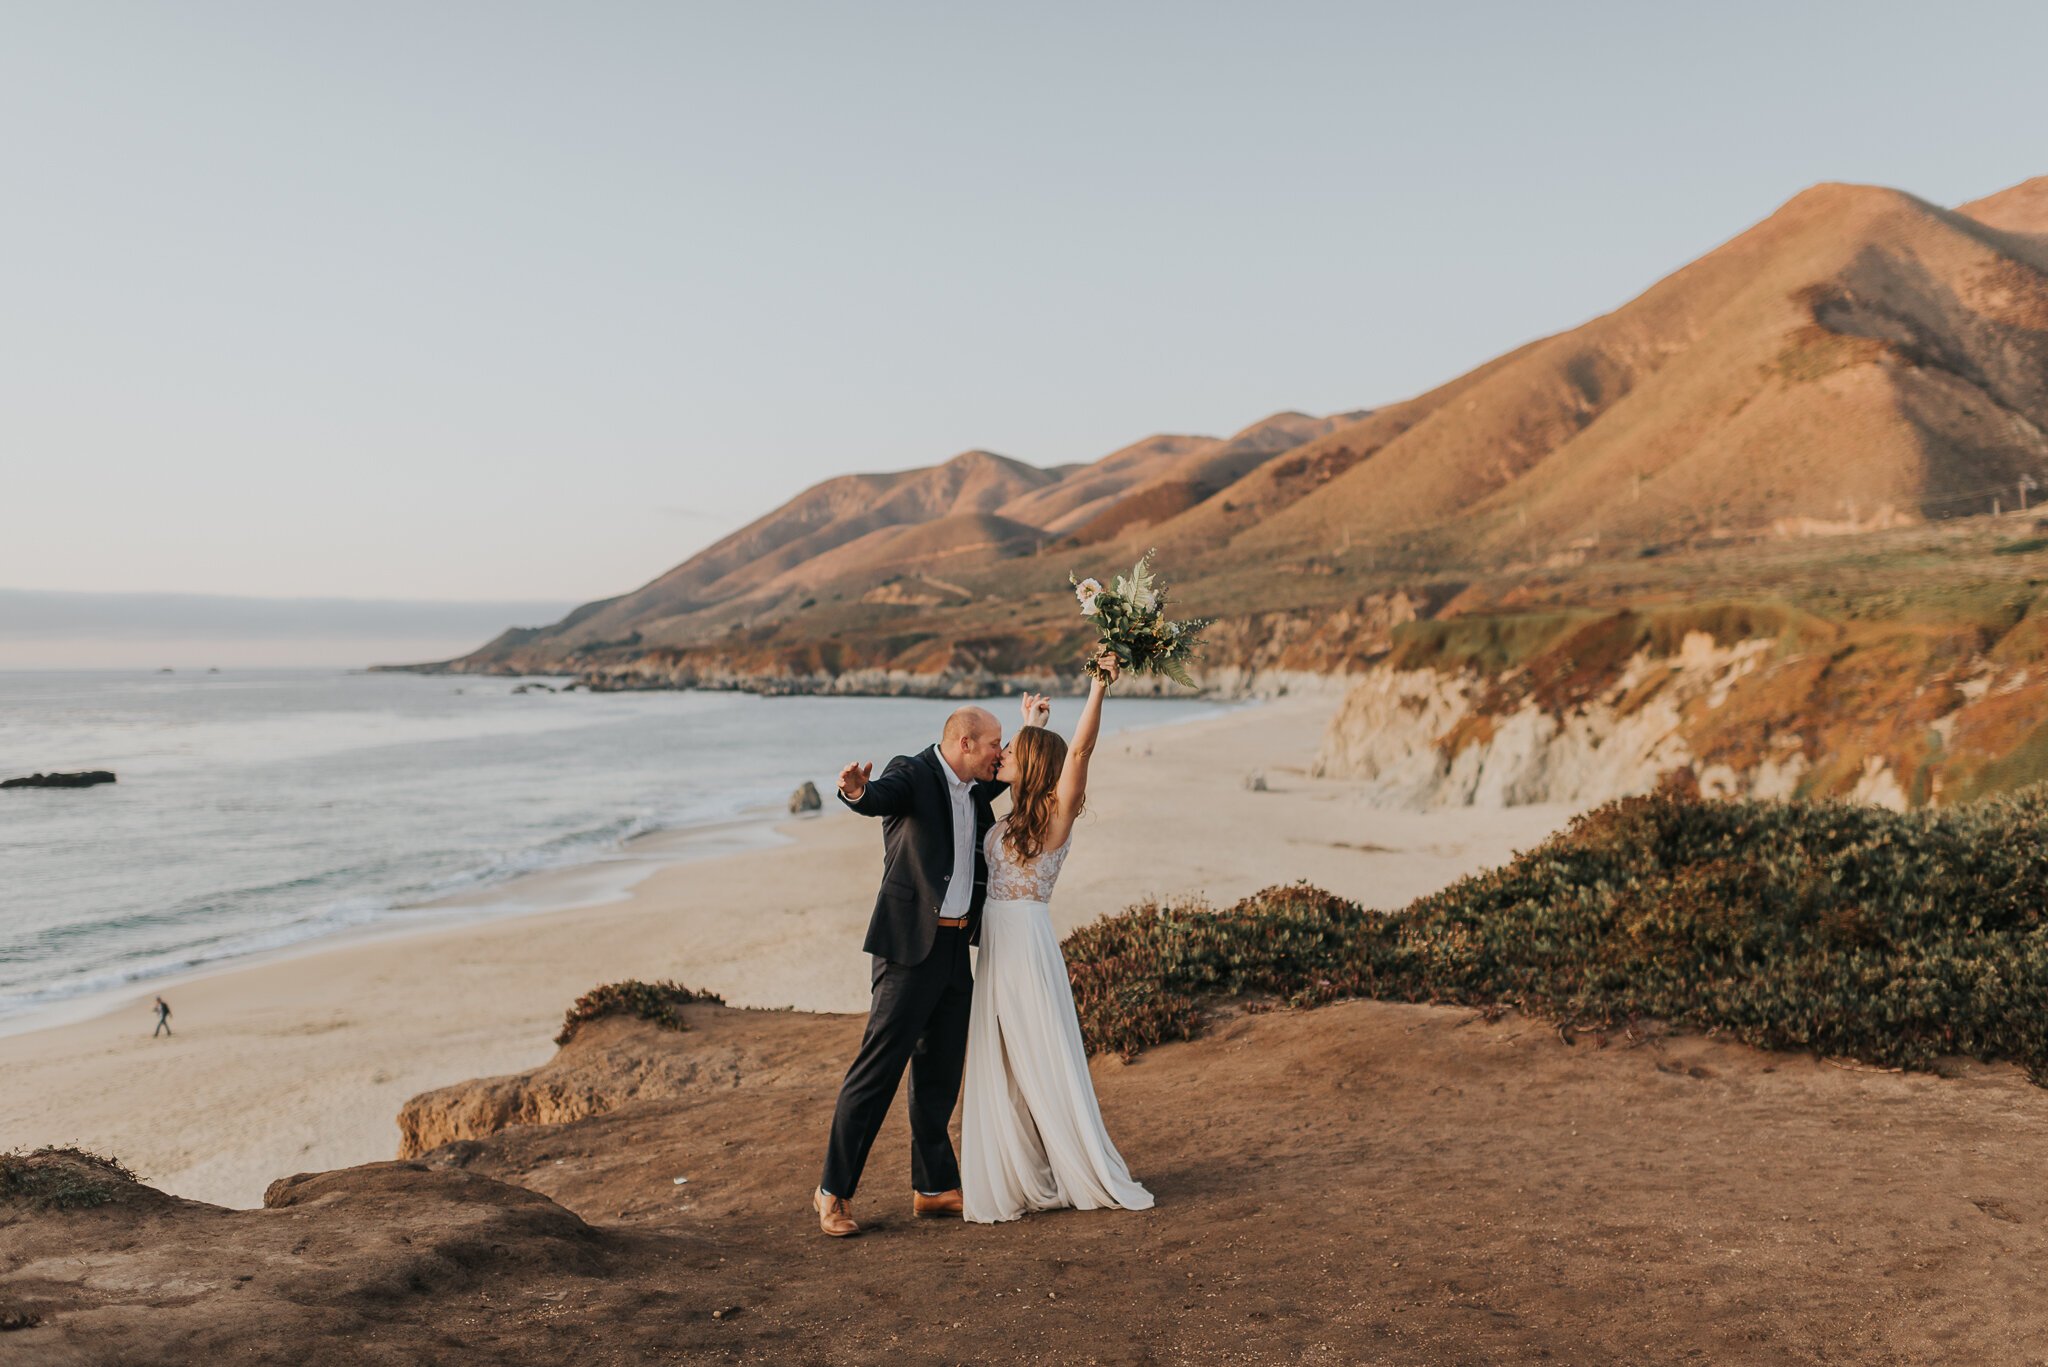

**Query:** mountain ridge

left=395, top=175, right=2048, bottom=746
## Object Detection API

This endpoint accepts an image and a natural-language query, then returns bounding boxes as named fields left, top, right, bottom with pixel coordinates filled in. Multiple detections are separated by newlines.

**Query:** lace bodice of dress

left=984, top=816, right=1072, bottom=903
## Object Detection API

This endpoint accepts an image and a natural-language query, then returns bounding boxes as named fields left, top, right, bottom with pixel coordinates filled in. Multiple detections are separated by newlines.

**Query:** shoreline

left=0, top=695, right=1580, bottom=1209
left=0, top=807, right=797, bottom=1043
left=0, top=694, right=1241, bottom=1042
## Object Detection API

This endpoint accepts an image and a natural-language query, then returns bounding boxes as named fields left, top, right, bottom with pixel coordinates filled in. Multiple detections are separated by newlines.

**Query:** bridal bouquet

left=1071, top=554, right=1208, bottom=688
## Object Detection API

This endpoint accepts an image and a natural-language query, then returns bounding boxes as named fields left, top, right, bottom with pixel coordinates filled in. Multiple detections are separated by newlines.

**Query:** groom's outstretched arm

left=838, top=754, right=915, bottom=816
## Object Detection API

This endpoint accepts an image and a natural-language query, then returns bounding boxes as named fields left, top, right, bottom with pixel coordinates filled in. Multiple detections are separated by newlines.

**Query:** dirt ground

left=6, top=996, right=2047, bottom=1365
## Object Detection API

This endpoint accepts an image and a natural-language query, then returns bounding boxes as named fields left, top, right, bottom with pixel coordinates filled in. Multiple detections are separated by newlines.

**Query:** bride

left=961, top=650, right=1154, bottom=1223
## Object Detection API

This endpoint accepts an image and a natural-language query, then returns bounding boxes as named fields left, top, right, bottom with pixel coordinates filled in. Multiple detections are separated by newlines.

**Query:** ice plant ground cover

left=555, top=979, right=723, bottom=1046
left=1070, top=554, right=1209, bottom=687
left=1060, top=774, right=2048, bottom=1072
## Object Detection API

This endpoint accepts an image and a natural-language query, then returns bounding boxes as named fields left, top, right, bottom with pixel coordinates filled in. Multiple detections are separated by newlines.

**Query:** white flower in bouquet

left=1074, top=577, right=1102, bottom=617
left=1067, top=554, right=1208, bottom=688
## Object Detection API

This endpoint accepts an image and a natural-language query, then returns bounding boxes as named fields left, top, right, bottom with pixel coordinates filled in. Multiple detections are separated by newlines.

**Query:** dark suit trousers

left=819, top=926, right=973, bottom=1199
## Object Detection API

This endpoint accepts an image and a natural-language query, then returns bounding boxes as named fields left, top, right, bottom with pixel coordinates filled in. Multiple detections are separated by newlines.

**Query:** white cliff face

left=1848, top=756, right=1909, bottom=811
left=1313, top=633, right=1803, bottom=809
left=1307, top=668, right=1478, bottom=794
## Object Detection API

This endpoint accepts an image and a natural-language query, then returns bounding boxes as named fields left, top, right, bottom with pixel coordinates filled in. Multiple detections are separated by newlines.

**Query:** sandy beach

left=1, top=696, right=1575, bottom=1209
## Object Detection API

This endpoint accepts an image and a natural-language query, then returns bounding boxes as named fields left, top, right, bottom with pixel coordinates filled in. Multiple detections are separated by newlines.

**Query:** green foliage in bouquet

left=555, top=978, right=725, bottom=1046
left=1060, top=777, right=2048, bottom=1077
left=1069, top=553, right=1209, bottom=687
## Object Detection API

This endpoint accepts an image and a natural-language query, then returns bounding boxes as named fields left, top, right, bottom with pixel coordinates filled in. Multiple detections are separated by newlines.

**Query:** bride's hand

left=1020, top=691, right=1052, bottom=727
left=1092, top=650, right=1121, bottom=686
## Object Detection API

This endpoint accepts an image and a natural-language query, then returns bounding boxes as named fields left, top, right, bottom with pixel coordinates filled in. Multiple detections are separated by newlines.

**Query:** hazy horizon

left=7, top=1, right=2047, bottom=614
left=0, top=588, right=579, bottom=670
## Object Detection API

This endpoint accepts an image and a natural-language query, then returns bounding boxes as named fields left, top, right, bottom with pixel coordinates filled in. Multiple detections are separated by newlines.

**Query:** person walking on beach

left=812, top=696, right=1043, bottom=1237
left=151, top=995, right=172, bottom=1037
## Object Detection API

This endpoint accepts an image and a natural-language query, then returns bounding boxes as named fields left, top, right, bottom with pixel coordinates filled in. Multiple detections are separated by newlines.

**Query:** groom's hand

left=1020, top=691, right=1051, bottom=727
left=837, top=761, right=872, bottom=801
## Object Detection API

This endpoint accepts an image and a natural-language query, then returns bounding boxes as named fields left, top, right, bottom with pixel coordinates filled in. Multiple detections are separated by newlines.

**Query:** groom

left=814, top=698, right=1042, bottom=1237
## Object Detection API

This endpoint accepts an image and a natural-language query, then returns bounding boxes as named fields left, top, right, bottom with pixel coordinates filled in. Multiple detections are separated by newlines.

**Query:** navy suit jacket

left=839, top=747, right=1006, bottom=965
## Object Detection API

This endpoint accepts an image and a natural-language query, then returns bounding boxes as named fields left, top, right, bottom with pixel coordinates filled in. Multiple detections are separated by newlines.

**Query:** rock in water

left=2, top=770, right=116, bottom=789
left=789, top=780, right=822, bottom=813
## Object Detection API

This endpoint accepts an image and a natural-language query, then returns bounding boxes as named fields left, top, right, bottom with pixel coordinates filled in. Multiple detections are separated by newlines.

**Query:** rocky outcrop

left=2, top=771, right=115, bottom=789
left=396, top=1008, right=845, bottom=1158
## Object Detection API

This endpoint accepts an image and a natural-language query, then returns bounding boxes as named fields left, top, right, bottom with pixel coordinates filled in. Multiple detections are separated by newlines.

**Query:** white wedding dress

left=961, top=816, right=1154, bottom=1223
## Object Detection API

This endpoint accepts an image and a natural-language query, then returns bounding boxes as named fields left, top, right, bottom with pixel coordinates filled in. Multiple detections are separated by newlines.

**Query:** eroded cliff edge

left=1313, top=596, right=2048, bottom=810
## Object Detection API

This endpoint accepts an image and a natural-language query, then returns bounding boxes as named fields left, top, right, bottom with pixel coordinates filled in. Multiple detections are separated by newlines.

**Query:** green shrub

left=1994, top=536, right=2048, bottom=557
left=1061, top=782, right=2048, bottom=1075
left=555, top=979, right=723, bottom=1046
left=0, top=1147, right=139, bottom=1210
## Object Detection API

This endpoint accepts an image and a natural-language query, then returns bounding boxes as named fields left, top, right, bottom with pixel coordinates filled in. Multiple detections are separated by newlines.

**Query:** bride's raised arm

left=1052, top=650, right=1118, bottom=839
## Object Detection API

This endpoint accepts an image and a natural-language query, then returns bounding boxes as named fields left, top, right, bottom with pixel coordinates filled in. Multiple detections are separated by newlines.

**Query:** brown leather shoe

left=913, top=1188, right=963, bottom=1219
left=814, top=1187, right=860, bottom=1237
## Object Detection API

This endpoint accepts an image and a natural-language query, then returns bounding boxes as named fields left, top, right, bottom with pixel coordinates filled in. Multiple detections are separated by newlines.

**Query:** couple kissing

left=814, top=651, right=1152, bottom=1234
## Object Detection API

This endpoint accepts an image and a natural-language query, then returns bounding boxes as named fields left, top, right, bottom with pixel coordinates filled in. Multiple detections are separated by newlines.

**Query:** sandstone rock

left=789, top=781, right=821, bottom=813
left=396, top=1008, right=847, bottom=1158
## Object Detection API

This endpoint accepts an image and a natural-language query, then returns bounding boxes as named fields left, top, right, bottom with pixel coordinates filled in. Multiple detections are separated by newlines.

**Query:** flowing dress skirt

left=961, top=896, right=1154, bottom=1223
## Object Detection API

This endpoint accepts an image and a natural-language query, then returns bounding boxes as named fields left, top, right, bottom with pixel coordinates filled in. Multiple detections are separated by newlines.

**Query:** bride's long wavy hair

left=1004, top=725, right=1076, bottom=860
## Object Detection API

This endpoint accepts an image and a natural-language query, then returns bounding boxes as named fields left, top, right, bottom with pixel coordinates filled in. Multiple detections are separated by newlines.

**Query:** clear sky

left=5, top=0, right=2045, bottom=607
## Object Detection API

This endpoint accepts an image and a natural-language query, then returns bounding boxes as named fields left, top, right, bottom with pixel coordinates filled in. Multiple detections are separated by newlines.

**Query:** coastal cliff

left=1314, top=591, right=2048, bottom=809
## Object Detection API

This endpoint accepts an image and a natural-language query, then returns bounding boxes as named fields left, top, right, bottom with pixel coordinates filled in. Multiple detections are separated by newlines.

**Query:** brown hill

left=1211, top=181, right=2048, bottom=562
left=988, top=413, right=1357, bottom=537
left=396, top=175, right=2048, bottom=692
left=432, top=410, right=1356, bottom=666
left=1131, top=345, right=1548, bottom=553
left=1055, top=409, right=1368, bottom=546
left=754, top=511, right=1042, bottom=596
left=1958, top=174, right=2048, bottom=240
left=482, top=449, right=1058, bottom=655
left=992, top=432, right=1215, bottom=532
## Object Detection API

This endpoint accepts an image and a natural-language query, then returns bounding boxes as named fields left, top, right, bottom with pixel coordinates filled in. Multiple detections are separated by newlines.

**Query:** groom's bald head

left=943, top=706, right=999, bottom=746
left=941, top=706, right=1003, bottom=782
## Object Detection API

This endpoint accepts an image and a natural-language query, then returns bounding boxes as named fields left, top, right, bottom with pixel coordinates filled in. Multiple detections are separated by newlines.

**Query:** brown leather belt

left=935, top=915, right=971, bottom=929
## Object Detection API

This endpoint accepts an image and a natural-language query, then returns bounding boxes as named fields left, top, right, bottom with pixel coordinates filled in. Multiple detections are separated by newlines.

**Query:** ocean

left=0, top=669, right=1226, bottom=1032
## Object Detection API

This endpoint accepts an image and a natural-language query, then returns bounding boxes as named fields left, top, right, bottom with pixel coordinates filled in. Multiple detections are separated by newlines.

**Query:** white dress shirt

left=931, top=744, right=975, bottom=919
